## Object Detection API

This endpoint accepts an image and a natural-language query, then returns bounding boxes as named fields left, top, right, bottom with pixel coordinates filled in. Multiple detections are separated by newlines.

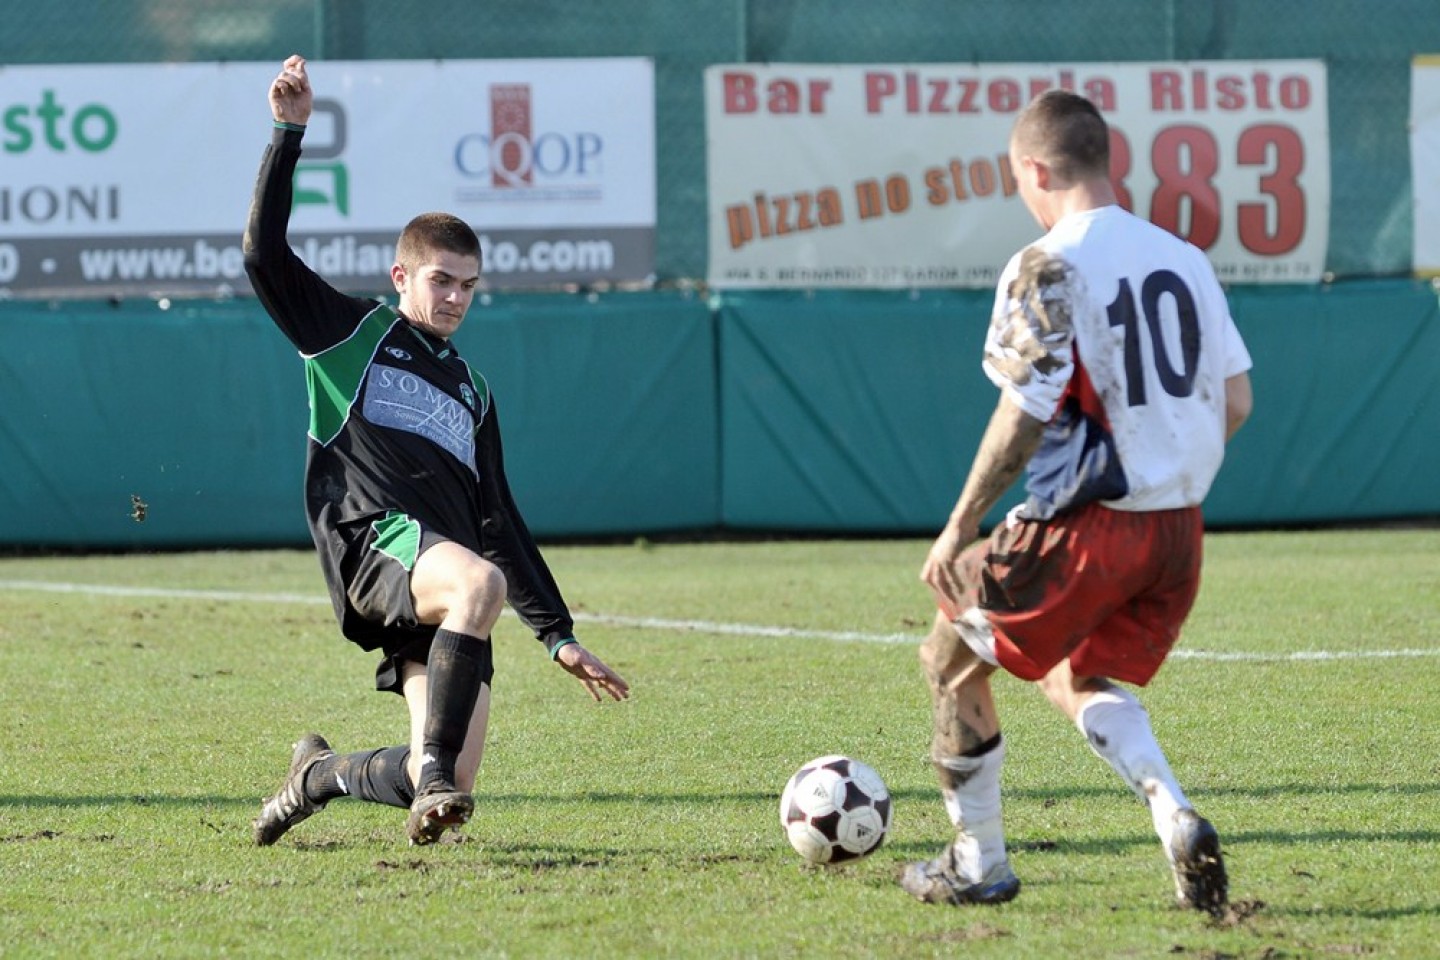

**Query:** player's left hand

left=556, top=641, right=631, bottom=702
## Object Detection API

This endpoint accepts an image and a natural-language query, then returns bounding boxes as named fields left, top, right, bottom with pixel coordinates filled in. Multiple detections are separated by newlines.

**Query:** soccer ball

left=779, top=755, right=892, bottom=865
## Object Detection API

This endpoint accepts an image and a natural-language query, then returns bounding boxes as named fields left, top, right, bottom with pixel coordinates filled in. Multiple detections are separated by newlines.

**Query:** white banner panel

left=0, top=59, right=654, bottom=297
left=1412, top=56, right=1440, bottom=278
left=706, top=61, right=1329, bottom=288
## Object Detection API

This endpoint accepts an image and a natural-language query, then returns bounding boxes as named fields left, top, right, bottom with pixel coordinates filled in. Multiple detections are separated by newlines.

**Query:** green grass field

left=1, top=529, right=1437, bottom=958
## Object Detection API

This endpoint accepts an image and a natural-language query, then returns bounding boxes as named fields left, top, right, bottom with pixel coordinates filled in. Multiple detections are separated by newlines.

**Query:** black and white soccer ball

left=779, top=755, right=892, bottom=865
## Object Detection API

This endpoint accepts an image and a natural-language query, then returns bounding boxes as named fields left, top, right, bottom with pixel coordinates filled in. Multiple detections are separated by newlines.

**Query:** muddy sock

left=934, top=734, right=1007, bottom=882
left=1075, top=687, right=1189, bottom=853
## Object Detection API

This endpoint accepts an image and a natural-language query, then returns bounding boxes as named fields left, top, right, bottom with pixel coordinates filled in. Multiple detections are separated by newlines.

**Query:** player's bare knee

left=1037, top=661, right=1113, bottom=720
left=476, top=559, right=507, bottom=605
left=453, top=560, right=506, bottom=616
left=1035, top=666, right=1067, bottom=705
left=918, top=613, right=957, bottom=687
left=922, top=617, right=991, bottom=698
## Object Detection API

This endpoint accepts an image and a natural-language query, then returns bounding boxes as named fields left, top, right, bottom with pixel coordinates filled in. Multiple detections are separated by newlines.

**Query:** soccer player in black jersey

left=244, top=55, right=630, bottom=847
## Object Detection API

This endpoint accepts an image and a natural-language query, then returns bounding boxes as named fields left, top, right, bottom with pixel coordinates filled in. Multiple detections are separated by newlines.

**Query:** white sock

left=1074, top=688, right=1189, bottom=857
left=936, top=737, right=1007, bottom=882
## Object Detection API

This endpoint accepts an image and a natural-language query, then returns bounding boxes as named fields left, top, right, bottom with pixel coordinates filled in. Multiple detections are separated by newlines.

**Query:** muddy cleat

left=1169, top=808, right=1228, bottom=917
left=253, top=734, right=335, bottom=846
left=406, top=789, right=474, bottom=846
left=900, top=852, right=1020, bottom=906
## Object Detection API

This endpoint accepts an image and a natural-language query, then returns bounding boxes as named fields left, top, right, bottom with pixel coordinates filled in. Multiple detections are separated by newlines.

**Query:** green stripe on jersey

left=305, top=305, right=398, bottom=445
left=468, top=367, right=491, bottom=422
left=370, top=510, right=421, bottom=570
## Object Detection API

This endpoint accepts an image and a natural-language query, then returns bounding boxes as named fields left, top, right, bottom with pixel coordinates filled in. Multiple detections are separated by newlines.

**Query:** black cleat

left=1169, top=808, right=1229, bottom=917
left=253, top=734, right=335, bottom=846
left=406, top=788, right=474, bottom=846
left=900, top=849, right=1020, bottom=906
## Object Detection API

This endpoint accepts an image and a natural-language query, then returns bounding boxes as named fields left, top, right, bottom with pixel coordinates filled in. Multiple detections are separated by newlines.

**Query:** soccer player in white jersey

left=901, top=89, right=1253, bottom=917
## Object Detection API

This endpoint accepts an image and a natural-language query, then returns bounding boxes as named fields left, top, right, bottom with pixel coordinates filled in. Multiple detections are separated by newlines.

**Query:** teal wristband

left=273, top=121, right=306, bottom=132
left=550, top=637, right=578, bottom=661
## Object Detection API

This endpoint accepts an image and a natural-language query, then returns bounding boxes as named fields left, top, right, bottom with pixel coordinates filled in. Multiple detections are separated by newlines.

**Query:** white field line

left=0, top=578, right=1435, bottom=664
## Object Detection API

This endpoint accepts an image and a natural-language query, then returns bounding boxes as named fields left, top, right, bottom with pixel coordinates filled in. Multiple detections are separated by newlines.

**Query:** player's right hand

left=921, top=522, right=972, bottom=620
left=269, top=54, right=313, bottom=126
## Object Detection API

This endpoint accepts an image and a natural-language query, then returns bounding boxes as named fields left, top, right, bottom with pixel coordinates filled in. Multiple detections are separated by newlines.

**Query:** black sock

left=305, top=746, right=415, bottom=809
left=417, top=629, right=490, bottom=795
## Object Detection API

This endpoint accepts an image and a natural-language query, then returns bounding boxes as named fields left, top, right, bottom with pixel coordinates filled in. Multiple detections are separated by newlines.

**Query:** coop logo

left=292, top=98, right=350, bottom=216
left=452, top=83, right=603, bottom=188
left=3, top=89, right=118, bottom=153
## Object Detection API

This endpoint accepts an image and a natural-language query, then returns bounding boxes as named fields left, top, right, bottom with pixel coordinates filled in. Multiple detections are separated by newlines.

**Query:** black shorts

left=372, top=634, right=435, bottom=696
left=340, top=515, right=451, bottom=695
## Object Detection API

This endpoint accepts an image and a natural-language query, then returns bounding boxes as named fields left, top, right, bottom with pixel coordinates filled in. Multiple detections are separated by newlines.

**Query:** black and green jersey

left=242, top=125, right=573, bottom=654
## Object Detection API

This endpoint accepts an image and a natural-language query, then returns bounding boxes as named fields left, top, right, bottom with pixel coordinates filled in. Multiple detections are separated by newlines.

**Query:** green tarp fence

left=2, top=281, right=1435, bottom=547
left=719, top=282, right=1440, bottom=531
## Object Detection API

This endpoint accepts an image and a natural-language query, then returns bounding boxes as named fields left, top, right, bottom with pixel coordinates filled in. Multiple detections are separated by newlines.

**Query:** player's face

left=392, top=250, right=481, bottom=339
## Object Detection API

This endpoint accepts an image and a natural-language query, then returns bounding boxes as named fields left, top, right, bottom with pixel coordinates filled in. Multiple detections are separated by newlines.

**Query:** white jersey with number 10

left=982, top=204, right=1253, bottom=518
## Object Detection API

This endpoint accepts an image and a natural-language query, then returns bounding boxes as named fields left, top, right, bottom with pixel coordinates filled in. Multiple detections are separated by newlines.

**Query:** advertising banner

left=706, top=61, right=1329, bottom=288
left=1412, top=56, right=1440, bottom=278
left=0, top=58, right=655, bottom=298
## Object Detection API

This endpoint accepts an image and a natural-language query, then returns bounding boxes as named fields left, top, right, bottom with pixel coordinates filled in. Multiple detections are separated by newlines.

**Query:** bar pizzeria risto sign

left=705, top=61, right=1329, bottom=289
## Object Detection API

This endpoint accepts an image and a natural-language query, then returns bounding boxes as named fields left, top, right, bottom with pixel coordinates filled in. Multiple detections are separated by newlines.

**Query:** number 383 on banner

left=1108, top=119, right=1322, bottom=276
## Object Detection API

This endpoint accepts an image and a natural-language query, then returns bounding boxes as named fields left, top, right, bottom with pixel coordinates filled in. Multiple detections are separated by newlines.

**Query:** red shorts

left=954, top=503, right=1203, bottom=686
